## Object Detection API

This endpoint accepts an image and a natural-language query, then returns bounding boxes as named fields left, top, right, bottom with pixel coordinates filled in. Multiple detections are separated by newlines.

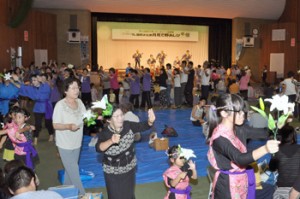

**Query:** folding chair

left=207, top=166, right=216, bottom=199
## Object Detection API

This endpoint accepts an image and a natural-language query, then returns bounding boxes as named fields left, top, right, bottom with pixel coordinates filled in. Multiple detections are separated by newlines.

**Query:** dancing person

left=157, top=67, right=169, bottom=108
left=173, top=56, right=181, bottom=68
left=52, top=78, right=86, bottom=196
left=140, top=68, right=152, bottom=109
left=199, top=61, right=211, bottom=101
left=181, top=50, right=192, bottom=63
left=156, top=50, right=167, bottom=66
left=11, top=74, right=54, bottom=145
left=147, top=54, right=156, bottom=70
left=239, top=69, right=251, bottom=101
left=185, top=61, right=195, bottom=107
left=0, top=72, right=19, bottom=117
left=79, top=68, right=92, bottom=106
left=6, top=108, right=38, bottom=170
left=163, top=145, right=197, bottom=199
left=132, top=50, right=142, bottom=68
left=95, top=106, right=155, bottom=199
left=180, top=61, right=188, bottom=105
left=127, top=69, right=140, bottom=109
left=207, top=93, right=280, bottom=199
left=108, top=68, right=120, bottom=104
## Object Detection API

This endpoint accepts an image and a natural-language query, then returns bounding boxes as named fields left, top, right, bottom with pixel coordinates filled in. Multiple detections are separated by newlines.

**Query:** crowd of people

left=0, top=57, right=299, bottom=199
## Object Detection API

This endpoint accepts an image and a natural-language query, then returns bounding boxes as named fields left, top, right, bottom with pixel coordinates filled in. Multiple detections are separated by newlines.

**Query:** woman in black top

left=95, top=106, right=155, bottom=199
left=157, top=67, right=169, bottom=108
left=269, top=124, right=300, bottom=199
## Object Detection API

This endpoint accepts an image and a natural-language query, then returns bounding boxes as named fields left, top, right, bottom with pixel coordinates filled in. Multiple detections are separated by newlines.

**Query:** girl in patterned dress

left=163, top=145, right=197, bottom=199
left=206, top=94, right=280, bottom=199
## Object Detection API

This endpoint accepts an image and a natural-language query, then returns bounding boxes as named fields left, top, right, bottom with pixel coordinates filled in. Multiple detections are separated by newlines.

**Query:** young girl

left=207, top=94, right=280, bottom=199
left=190, top=97, right=207, bottom=126
left=2, top=104, right=19, bottom=161
left=163, top=145, right=197, bottom=199
left=6, top=107, right=38, bottom=170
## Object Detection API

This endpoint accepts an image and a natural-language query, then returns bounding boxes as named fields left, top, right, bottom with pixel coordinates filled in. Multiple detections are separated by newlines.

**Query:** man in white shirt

left=180, top=61, right=189, bottom=104
left=200, top=61, right=211, bottom=100
left=282, top=71, right=297, bottom=102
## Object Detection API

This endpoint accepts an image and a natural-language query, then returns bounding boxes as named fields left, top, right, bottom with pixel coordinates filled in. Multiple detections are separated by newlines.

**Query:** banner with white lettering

left=112, top=29, right=198, bottom=42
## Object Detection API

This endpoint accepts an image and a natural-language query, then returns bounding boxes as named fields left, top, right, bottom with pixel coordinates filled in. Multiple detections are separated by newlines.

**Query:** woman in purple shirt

left=79, top=68, right=91, bottom=106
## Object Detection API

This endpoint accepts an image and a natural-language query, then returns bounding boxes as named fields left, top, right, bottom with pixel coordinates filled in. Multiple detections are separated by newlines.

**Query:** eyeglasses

left=227, top=109, right=244, bottom=115
left=69, top=86, right=80, bottom=90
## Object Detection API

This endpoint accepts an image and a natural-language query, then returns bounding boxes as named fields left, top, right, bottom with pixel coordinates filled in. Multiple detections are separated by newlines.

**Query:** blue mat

left=79, top=109, right=209, bottom=188
left=78, top=109, right=300, bottom=189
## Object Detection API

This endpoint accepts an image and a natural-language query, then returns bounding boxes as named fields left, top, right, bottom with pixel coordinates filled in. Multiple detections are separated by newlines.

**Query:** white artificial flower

left=287, top=102, right=295, bottom=114
left=82, top=109, right=96, bottom=120
left=180, top=146, right=196, bottom=160
left=4, top=73, right=12, bottom=81
left=265, top=94, right=291, bottom=114
left=91, top=94, right=108, bottom=109
left=68, top=64, right=74, bottom=69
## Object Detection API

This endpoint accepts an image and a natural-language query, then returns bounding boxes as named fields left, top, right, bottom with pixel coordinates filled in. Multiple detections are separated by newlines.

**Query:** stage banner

left=112, top=29, right=198, bottom=42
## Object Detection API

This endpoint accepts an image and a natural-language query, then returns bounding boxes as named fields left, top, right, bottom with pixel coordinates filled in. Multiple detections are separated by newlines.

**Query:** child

left=7, top=107, right=38, bottom=170
left=109, top=89, right=116, bottom=104
left=118, top=82, right=124, bottom=104
left=206, top=94, right=280, bottom=199
left=190, top=97, right=206, bottom=126
left=90, top=83, right=100, bottom=102
left=163, top=145, right=197, bottom=199
left=2, top=106, right=20, bottom=162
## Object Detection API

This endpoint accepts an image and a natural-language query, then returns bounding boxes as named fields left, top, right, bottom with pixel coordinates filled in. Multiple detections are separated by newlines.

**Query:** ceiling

left=33, top=0, right=286, bottom=20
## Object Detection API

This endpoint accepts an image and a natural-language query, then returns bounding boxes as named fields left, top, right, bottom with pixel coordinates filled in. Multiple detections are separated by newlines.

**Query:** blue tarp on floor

left=78, top=109, right=299, bottom=189
left=79, top=109, right=209, bottom=188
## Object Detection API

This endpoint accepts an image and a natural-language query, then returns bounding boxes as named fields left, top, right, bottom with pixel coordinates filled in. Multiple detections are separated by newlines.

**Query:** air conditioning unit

left=67, top=31, right=81, bottom=43
left=243, top=36, right=254, bottom=47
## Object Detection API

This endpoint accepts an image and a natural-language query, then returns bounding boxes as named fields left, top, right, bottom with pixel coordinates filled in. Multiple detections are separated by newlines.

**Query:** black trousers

left=185, top=83, right=193, bottom=107
left=113, top=88, right=120, bottom=104
left=81, top=92, right=91, bottom=106
left=201, top=85, right=210, bottom=101
left=34, top=112, right=54, bottom=138
left=140, top=91, right=152, bottom=108
left=104, top=167, right=136, bottom=199
left=129, top=94, right=140, bottom=108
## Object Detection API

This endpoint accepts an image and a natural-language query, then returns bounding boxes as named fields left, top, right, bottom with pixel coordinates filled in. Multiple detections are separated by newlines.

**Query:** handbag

left=161, top=125, right=178, bottom=137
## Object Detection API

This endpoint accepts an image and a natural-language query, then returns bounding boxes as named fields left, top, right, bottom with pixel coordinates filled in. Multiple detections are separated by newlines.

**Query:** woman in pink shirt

left=239, top=69, right=251, bottom=100
left=109, top=68, right=120, bottom=104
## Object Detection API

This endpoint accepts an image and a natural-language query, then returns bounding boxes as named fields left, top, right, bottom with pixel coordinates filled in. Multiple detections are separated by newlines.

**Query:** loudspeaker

left=243, top=36, right=254, bottom=47
left=67, top=31, right=81, bottom=43
left=67, top=14, right=80, bottom=43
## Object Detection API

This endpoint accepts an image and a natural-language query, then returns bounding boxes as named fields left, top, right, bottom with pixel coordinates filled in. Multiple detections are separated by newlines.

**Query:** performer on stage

left=132, top=50, right=142, bottom=68
left=173, top=56, right=181, bottom=68
left=156, top=50, right=167, bottom=66
left=182, top=50, right=192, bottom=63
left=147, top=54, right=156, bottom=69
